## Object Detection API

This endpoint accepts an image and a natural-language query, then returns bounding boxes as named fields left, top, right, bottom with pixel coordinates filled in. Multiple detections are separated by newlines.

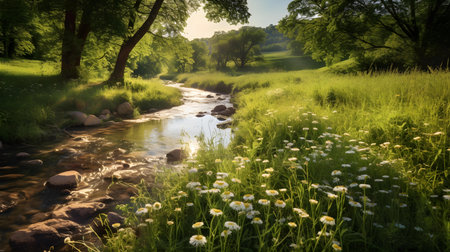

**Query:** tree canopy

left=279, top=0, right=450, bottom=68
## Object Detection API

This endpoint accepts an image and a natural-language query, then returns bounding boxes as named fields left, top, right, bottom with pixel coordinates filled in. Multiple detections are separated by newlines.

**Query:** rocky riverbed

left=0, top=83, right=234, bottom=251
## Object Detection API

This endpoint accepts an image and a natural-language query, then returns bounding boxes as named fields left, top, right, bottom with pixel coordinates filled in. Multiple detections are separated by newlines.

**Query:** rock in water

left=46, top=170, right=81, bottom=189
left=16, top=152, right=31, bottom=159
left=19, top=159, right=43, bottom=168
left=52, top=202, right=105, bottom=224
left=83, top=115, right=102, bottom=126
left=67, top=111, right=87, bottom=125
left=166, top=149, right=185, bottom=162
left=211, top=105, right=227, bottom=113
left=218, top=107, right=236, bottom=116
left=117, top=102, right=134, bottom=117
left=9, top=218, right=82, bottom=251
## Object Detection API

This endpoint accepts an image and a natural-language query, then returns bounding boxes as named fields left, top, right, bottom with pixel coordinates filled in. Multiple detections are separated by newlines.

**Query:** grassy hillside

left=82, top=62, right=450, bottom=251
left=0, top=59, right=182, bottom=143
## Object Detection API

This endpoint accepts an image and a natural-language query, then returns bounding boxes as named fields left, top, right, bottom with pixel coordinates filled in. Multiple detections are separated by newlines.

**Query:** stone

left=206, top=94, right=214, bottom=98
left=106, top=183, right=138, bottom=202
left=112, top=148, right=127, bottom=157
left=9, top=218, right=82, bottom=251
left=117, top=102, right=134, bottom=117
left=196, top=112, right=206, bottom=117
left=218, top=107, right=236, bottom=116
left=101, top=109, right=111, bottom=115
left=166, top=149, right=186, bottom=162
left=52, top=202, right=105, bottom=224
left=67, top=111, right=87, bottom=125
left=83, top=115, right=102, bottom=126
left=0, top=192, right=25, bottom=213
left=99, top=114, right=110, bottom=120
left=217, top=121, right=232, bottom=129
left=16, top=152, right=31, bottom=159
left=19, top=159, right=43, bottom=168
left=55, top=148, right=78, bottom=156
left=46, top=170, right=81, bottom=189
left=217, top=97, right=225, bottom=100
left=211, top=105, right=227, bottom=113
left=0, top=174, right=25, bottom=181
left=30, top=212, right=50, bottom=223
left=216, top=115, right=227, bottom=121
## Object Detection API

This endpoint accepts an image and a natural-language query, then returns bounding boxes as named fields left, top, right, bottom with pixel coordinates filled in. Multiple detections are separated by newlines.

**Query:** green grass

left=0, top=59, right=182, bottom=143
left=81, top=66, right=450, bottom=251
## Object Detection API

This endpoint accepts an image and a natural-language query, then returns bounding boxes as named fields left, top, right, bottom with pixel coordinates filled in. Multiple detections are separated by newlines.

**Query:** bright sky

left=183, top=0, right=291, bottom=40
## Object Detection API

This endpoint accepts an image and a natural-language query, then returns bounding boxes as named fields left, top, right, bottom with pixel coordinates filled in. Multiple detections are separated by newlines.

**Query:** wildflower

left=213, top=180, right=229, bottom=189
left=359, top=167, right=367, bottom=172
left=413, top=136, right=421, bottom=141
left=209, top=188, right=220, bottom=194
left=244, top=203, right=253, bottom=211
left=288, top=157, right=297, bottom=162
left=349, top=200, right=362, bottom=208
left=362, top=210, right=374, bottom=215
left=209, top=208, right=223, bottom=216
left=333, top=186, right=348, bottom=193
left=215, top=159, right=222, bottom=163
left=192, top=222, right=204, bottom=229
left=221, top=191, right=234, bottom=200
left=167, top=221, right=174, bottom=226
left=266, top=189, right=279, bottom=196
left=258, top=199, right=270, bottom=206
left=290, top=243, right=299, bottom=249
left=206, top=171, right=213, bottom=176
left=224, top=221, right=241, bottom=230
left=221, top=230, right=232, bottom=237
left=274, top=200, right=286, bottom=208
left=174, top=207, right=182, bottom=212
left=261, top=184, right=267, bottom=188
left=178, top=191, right=188, bottom=197
left=349, top=182, right=358, bottom=188
left=414, top=226, right=424, bottom=232
left=230, top=201, right=245, bottom=211
left=293, top=208, right=310, bottom=218
left=145, top=218, right=154, bottom=223
left=326, top=193, right=338, bottom=199
left=231, top=178, right=241, bottom=183
left=359, top=184, right=371, bottom=189
left=291, top=148, right=300, bottom=152
left=373, top=223, right=383, bottom=228
left=288, top=222, right=297, bottom=228
left=64, top=237, right=71, bottom=244
left=399, top=203, right=407, bottom=208
left=444, top=195, right=450, bottom=201
left=262, top=173, right=271, bottom=178
left=374, top=179, right=383, bottom=182
left=342, top=217, right=352, bottom=222
left=216, top=172, right=229, bottom=178
left=332, top=243, right=343, bottom=251
left=243, top=194, right=254, bottom=201
left=153, top=202, right=162, bottom=210
left=112, top=223, right=121, bottom=229
left=331, top=170, right=342, bottom=176
left=246, top=210, right=260, bottom=219
left=186, top=182, right=201, bottom=189
left=189, top=235, right=207, bottom=247
left=311, top=183, right=319, bottom=189
left=317, top=231, right=331, bottom=236
left=320, top=216, right=335, bottom=226
left=357, top=174, right=370, bottom=181
left=262, top=159, right=269, bottom=163
left=394, top=223, right=406, bottom=229
left=251, top=217, right=263, bottom=224
left=186, top=202, right=194, bottom=207
left=188, top=168, right=198, bottom=173
left=309, top=199, right=318, bottom=205
left=136, top=208, right=148, bottom=215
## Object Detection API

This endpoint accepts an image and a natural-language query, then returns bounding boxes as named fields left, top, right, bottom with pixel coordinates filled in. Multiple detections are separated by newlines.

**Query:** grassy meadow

left=0, top=59, right=182, bottom=143
left=67, top=53, right=450, bottom=251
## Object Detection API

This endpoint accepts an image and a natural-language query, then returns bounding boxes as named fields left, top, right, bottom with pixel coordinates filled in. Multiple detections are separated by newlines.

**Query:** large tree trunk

left=108, top=0, right=164, bottom=84
left=61, top=0, right=78, bottom=79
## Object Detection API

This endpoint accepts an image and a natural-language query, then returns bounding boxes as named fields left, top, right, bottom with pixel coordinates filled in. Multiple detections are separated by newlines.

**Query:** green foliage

left=190, top=39, right=208, bottom=71
left=133, top=56, right=162, bottom=79
left=279, top=0, right=450, bottom=69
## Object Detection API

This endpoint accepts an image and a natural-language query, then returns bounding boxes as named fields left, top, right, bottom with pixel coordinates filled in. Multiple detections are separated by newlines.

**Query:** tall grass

left=78, top=68, right=450, bottom=251
left=0, top=59, right=182, bottom=143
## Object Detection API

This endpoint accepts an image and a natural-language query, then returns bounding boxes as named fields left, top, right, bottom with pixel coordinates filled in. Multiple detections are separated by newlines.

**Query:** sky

left=183, top=0, right=291, bottom=40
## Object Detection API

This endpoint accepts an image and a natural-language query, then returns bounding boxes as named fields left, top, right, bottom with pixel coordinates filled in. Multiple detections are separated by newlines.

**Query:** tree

left=228, top=26, right=266, bottom=68
left=0, top=0, right=34, bottom=57
left=190, top=39, right=208, bottom=71
left=108, top=0, right=250, bottom=83
left=279, top=0, right=450, bottom=68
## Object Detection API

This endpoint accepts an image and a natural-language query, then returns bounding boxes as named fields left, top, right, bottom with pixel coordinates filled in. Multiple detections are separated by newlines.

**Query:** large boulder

left=19, top=159, right=43, bottom=168
left=166, top=149, right=186, bottom=162
left=9, top=218, right=82, bottom=252
left=67, top=111, right=87, bottom=125
left=83, top=115, right=102, bottom=126
left=117, top=102, right=134, bottom=117
left=211, top=105, right=227, bottom=113
left=46, top=171, right=81, bottom=190
left=52, top=202, right=105, bottom=224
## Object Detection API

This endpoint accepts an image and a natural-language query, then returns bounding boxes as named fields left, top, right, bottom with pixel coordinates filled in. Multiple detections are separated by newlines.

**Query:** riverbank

left=0, top=59, right=182, bottom=144
left=84, top=68, right=449, bottom=251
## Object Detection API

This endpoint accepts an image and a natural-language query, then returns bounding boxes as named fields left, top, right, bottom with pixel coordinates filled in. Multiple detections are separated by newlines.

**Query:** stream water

left=0, top=83, right=232, bottom=251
